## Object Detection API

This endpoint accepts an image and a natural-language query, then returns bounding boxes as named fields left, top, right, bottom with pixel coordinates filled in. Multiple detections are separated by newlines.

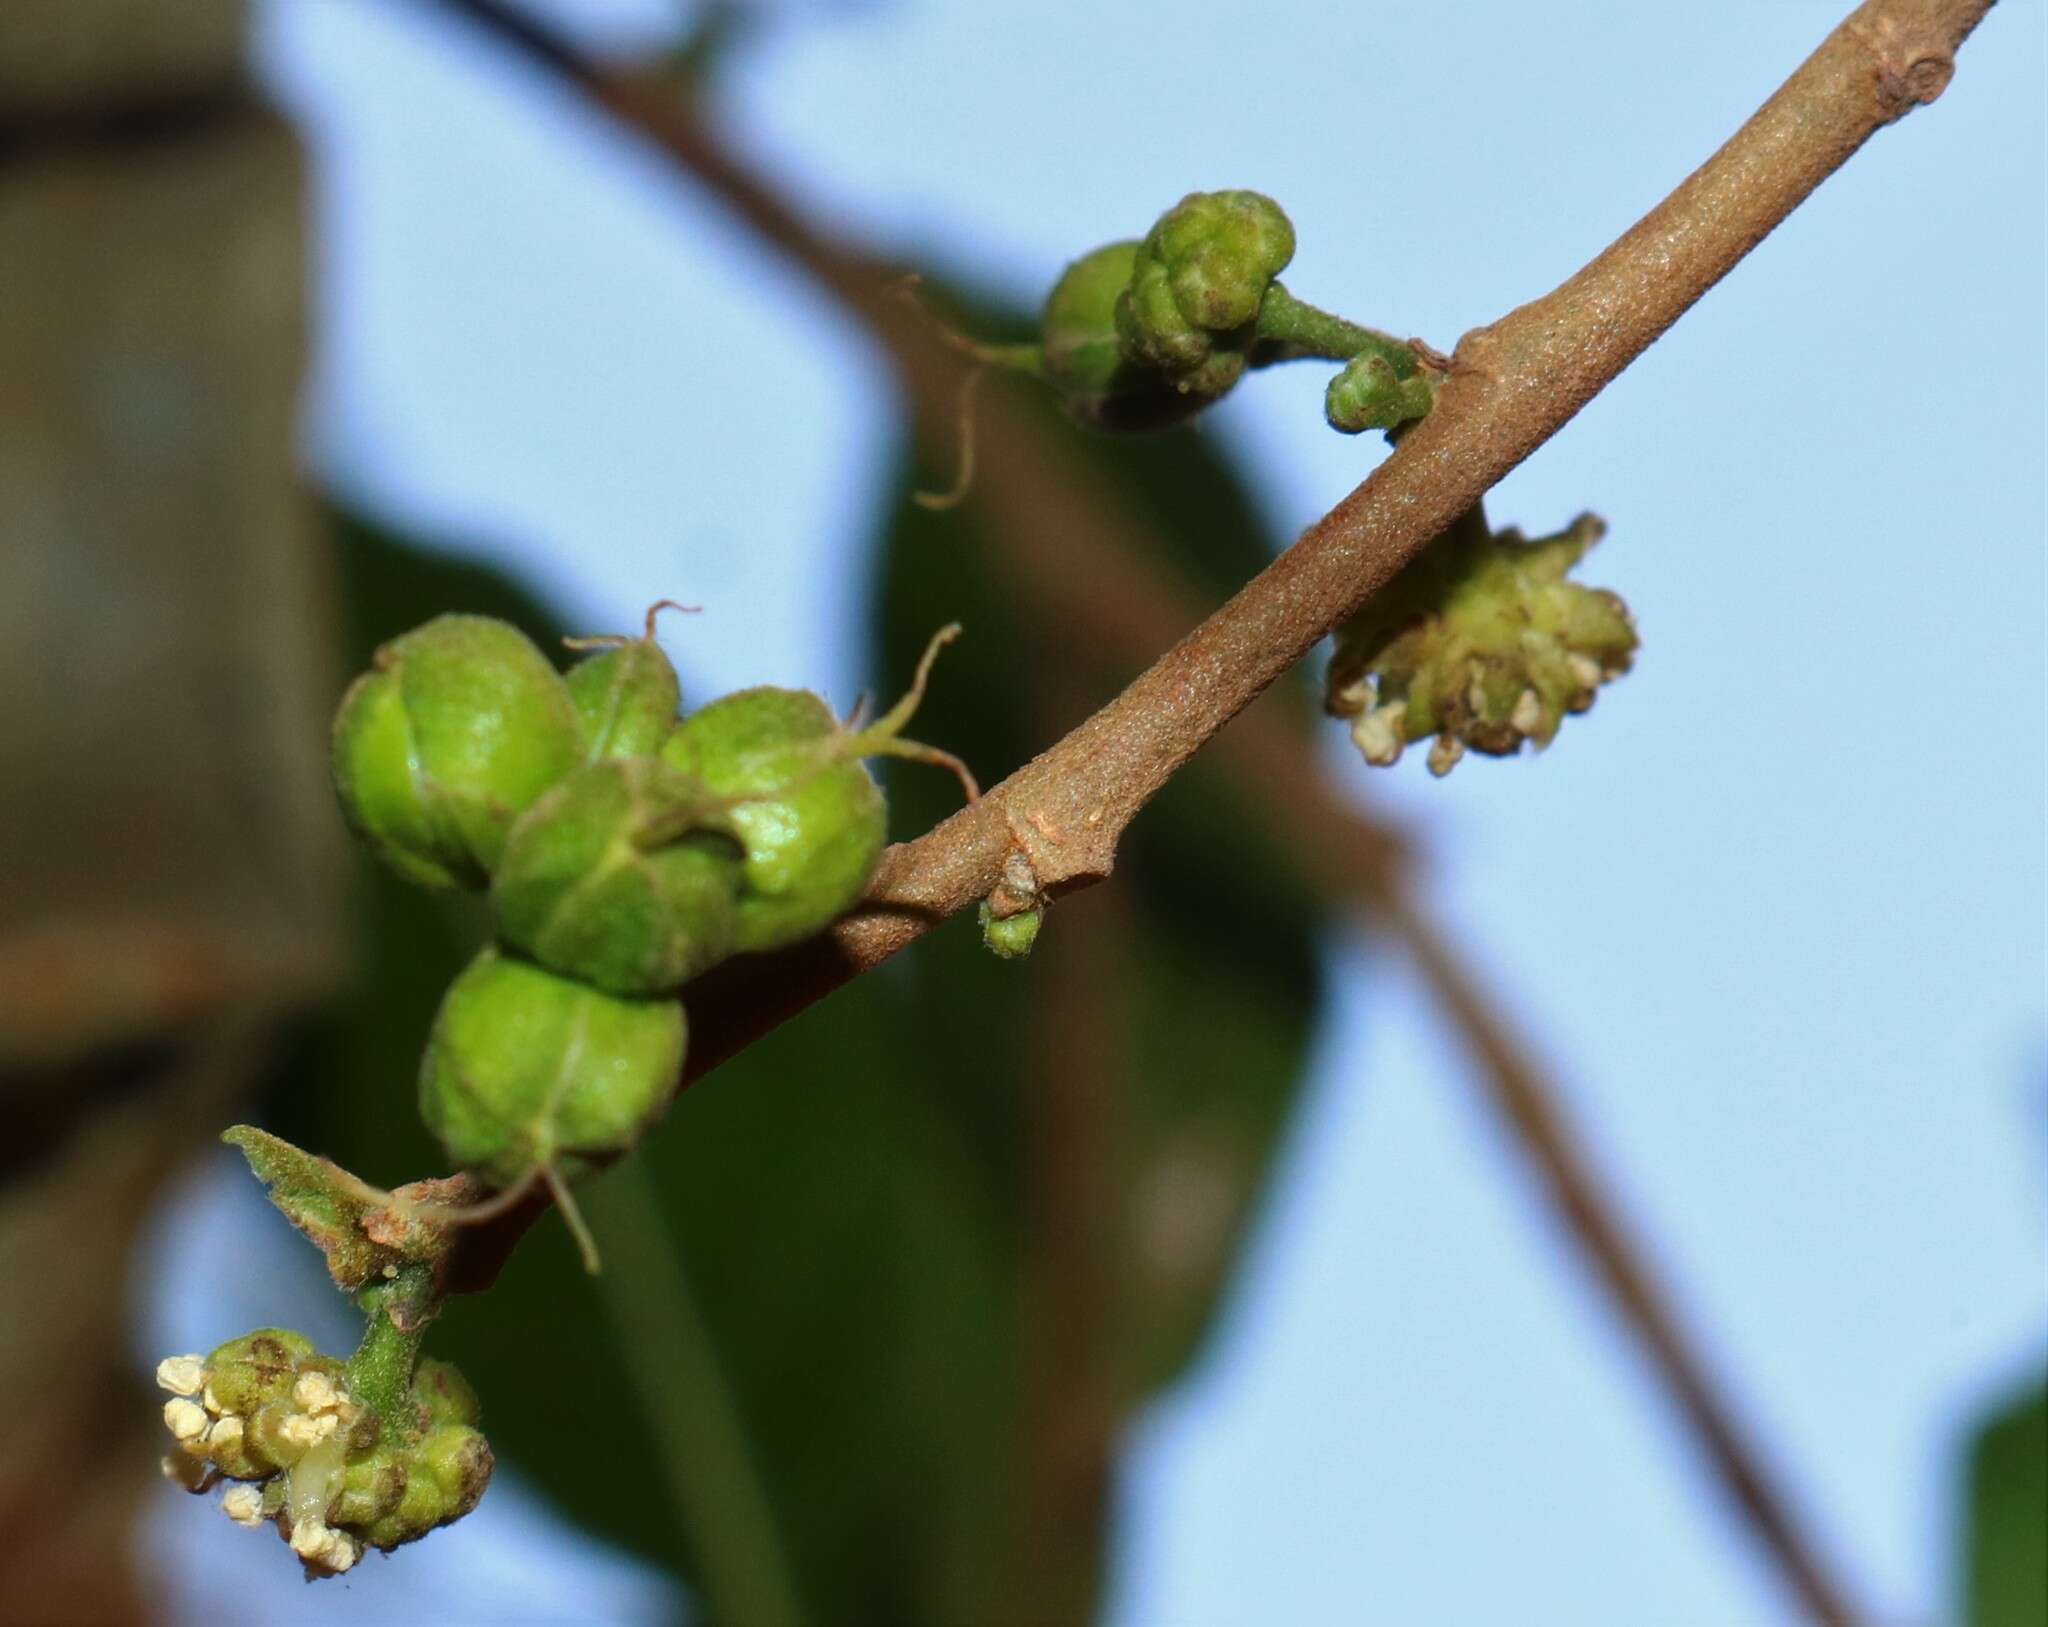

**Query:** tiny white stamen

left=321, top=1531, right=361, bottom=1574
left=293, top=1372, right=343, bottom=1415
left=221, top=1485, right=266, bottom=1528
left=201, top=1383, right=223, bottom=1416
left=1426, top=735, right=1466, bottom=778
left=280, top=1411, right=340, bottom=1448
left=207, top=1414, right=245, bottom=1451
left=155, top=1356, right=206, bottom=1397
left=1567, top=653, right=1603, bottom=690
left=163, top=1398, right=209, bottom=1443
left=289, top=1517, right=331, bottom=1560
left=1510, top=689, right=1543, bottom=735
left=1350, top=702, right=1407, bottom=768
left=1332, top=678, right=1371, bottom=714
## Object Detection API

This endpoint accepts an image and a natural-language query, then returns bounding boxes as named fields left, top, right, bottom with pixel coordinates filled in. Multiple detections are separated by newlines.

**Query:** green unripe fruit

left=331, top=614, right=582, bottom=889
left=493, top=758, right=744, bottom=994
left=661, top=688, right=886, bottom=955
left=567, top=637, right=682, bottom=761
left=418, top=946, right=686, bottom=1186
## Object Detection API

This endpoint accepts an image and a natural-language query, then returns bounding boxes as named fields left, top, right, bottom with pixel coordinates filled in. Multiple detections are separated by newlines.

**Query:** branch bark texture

left=649, top=0, right=1992, bottom=1079
left=424, top=4, right=1995, bottom=1622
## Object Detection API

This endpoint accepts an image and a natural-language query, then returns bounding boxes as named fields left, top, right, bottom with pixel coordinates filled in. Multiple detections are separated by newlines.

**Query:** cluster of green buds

left=953, top=189, right=1441, bottom=436
left=156, top=1323, right=490, bottom=1578
left=331, top=605, right=973, bottom=1261
left=1326, top=509, right=1638, bottom=775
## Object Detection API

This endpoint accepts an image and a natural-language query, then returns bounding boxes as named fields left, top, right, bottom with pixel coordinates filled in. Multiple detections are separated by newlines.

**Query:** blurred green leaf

left=1962, top=1370, right=2048, bottom=1627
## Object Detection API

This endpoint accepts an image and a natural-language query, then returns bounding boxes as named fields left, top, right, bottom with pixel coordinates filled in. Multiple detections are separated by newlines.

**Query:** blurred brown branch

left=424, top=2, right=1997, bottom=1621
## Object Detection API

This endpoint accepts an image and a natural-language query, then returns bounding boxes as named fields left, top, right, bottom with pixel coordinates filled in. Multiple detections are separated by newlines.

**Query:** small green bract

left=1040, top=241, right=1203, bottom=431
left=493, top=757, right=744, bottom=994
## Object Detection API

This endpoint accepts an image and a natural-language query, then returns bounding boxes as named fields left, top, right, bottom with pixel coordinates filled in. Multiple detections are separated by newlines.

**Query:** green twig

left=1254, top=283, right=1420, bottom=374
left=346, top=1266, right=435, bottom=1432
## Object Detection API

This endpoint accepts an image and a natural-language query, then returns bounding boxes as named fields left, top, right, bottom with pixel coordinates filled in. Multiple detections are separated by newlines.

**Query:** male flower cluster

left=157, top=1330, right=490, bottom=1578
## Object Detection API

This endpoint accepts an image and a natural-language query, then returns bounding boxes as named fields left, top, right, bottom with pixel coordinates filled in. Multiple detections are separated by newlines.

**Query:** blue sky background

left=140, top=2, right=2045, bottom=1621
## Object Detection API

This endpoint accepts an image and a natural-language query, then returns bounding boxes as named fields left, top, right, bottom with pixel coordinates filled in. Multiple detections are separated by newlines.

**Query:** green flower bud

left=418, top=946, right=686, bottom=1187
left=334, top=1452, right=407, bottom=1529
left=979, top=901, right=1042, bottom=960
left=411, top=1359, right=481, bottom=1429
left=202, top=1330, right=317, bottom=1418
left=659, top=625, right=975, bottom=955
left=332, top=614, right=583, bottom=889
left=493, top=758, right=743, bottom=994
left=1327, top=511, right=1637, bottom=774
left=1150, top=189, right=1296, bottom=332
left=1040, top=241, right=1204, bottom=431
left=1113, top=190, right=1294, bottom=406
left=417, top=1421, right=495, bottom=1515
left=565, top=601, right=690, bottom=760
left=1326, top=350, right=1437, bottom=434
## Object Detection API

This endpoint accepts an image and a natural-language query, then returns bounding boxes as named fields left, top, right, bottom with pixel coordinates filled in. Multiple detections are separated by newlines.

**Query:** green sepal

left=493, top=757, right=745, bottom=995
left=567, top=637, right=682, bottom=761
left=1039, top=241, right=1206, bottom=431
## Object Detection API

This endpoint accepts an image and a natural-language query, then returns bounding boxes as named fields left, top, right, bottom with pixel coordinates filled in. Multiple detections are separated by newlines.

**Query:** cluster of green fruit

left=330, top=608, right=971, bottom=1253
left=960, top=188, right=1440, bottom=436
left=157, top=1328, right=489, bottom=1577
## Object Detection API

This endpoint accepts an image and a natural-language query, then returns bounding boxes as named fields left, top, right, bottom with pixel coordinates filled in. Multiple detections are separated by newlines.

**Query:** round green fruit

left=492, top=757, right=744, bottom=994
left=660, top=688, right=884, bottom=955
left=331, top=614, right=582, bottom=889
left=418, top=946, right=686, bottom=1186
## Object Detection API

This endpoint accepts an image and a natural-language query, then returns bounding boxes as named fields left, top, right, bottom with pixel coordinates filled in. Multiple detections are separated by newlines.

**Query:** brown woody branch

left=423, top=3, right=1994, bottom=1622
left=555, top=0, right=1986, bottom=1079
